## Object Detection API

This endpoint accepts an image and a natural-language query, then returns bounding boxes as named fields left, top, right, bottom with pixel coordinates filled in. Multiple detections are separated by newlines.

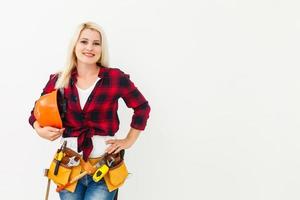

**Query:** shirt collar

left=70, top=66, right=107, bottom=85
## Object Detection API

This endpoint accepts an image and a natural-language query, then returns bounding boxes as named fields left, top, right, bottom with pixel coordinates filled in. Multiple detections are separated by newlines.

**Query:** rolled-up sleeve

left=28, top=74, right=58, bottom=128
left=119, top=71, right=151, bottom=130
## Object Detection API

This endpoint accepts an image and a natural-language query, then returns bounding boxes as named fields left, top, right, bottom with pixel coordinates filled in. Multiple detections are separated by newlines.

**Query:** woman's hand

left=105, top=128, right=141, bottom=154
left=33, top=121, right=64, bottom=141
left=105, top=138, right=134, bottom=154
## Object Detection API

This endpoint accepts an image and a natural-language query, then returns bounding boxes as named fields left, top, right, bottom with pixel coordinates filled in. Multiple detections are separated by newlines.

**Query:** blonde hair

left=55, top=22, right=109, bottom=89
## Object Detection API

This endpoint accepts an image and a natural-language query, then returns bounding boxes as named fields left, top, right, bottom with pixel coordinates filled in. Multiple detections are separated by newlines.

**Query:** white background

left=0, top=0, right=299, bottom=199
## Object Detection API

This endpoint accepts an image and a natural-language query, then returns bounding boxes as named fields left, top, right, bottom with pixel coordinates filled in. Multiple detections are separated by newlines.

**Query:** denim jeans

left=59, top=175, right=117, bottom=200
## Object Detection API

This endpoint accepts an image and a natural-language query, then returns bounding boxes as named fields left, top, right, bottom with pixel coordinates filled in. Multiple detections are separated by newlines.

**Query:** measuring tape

left=92, top=164, right=109, bottom=182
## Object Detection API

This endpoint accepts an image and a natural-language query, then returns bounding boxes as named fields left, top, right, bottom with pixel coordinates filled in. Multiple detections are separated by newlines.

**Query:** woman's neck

left=76, top=63, right=100, bottom=79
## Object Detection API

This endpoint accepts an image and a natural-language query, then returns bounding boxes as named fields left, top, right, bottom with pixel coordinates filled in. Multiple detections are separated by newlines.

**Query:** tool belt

left=45, top=141, right=128, bottom=193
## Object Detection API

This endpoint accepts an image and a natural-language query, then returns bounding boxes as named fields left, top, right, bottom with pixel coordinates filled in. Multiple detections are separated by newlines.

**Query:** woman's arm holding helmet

left=33, top=121, right=64, bottom=141
left=29, top=73, right=65, bottom=141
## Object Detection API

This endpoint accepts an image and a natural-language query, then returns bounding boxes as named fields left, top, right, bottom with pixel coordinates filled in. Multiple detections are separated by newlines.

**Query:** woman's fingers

left=44, top=126, right=64, bottom=132
left=105, top=141, right=118, bottom=154
left=47, top=130, right=61, bottom=141
left=105, top=139, right=126, bottom=154
left=50, top=133, right=61, bottom=141
left=45, top=127, right=60, bottom=132
left=105, top=139, right=116, bottom=144
left=58, top=128, right=65, bottom=134
left=42, top=126, right=64, bottom=141
left=113, top=146, right=122, bottom=154
left=106, top=145, right=117, bottom=154
left=105, top=139, right=116, bottom=153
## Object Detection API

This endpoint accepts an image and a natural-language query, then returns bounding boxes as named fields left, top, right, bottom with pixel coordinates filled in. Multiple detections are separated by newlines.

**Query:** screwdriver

left=54, top=141, right=67, bottom=175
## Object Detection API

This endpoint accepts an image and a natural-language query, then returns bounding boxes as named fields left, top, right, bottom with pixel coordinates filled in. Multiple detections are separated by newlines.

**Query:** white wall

left=0, top=0, right=300, bottom=199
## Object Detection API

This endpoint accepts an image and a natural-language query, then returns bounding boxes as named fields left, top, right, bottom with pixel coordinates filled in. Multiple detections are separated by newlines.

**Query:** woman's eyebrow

left=80, top=38, right=101, bottom=42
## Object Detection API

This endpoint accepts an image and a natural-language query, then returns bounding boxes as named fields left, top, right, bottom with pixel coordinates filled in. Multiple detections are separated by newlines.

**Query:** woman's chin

left=78, top=58, right=98, bottom=65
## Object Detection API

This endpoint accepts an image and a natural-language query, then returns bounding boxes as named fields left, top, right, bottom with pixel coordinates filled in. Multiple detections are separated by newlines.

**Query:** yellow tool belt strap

left=81, top=156, right=104, bottom=174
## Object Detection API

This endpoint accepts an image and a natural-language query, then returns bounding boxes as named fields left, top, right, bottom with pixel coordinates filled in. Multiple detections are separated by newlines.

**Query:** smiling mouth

left=83, top=52, right=95, bottom=57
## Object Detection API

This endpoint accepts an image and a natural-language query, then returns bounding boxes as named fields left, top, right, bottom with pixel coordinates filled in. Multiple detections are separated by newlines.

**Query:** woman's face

left=75, top=28, right=102, bottom=65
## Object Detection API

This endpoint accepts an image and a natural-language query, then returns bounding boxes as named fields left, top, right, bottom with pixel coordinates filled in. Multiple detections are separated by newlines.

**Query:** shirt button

left=72, top=95, right=77, bottom=102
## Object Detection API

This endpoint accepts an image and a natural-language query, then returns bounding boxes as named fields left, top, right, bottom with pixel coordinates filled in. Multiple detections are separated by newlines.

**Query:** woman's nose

left=86, top=43, right=93, bottom=51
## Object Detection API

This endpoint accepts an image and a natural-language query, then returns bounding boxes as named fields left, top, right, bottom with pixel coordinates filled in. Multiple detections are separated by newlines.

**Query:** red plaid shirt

left=29, top=67, right=151, bottom=160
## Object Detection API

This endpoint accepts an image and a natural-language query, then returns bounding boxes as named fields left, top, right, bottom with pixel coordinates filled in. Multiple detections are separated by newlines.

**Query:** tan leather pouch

left=47, top=156, right=81, bottom=192
left=104, top=161, right=129, bottom=192
left=48, top=160, right=72, bottom=186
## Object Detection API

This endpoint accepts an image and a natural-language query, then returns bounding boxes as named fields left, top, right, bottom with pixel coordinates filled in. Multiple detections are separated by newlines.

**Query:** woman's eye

left=94, top=42, right=100, bottom=46
left=80, top=41, right=88, bottom=44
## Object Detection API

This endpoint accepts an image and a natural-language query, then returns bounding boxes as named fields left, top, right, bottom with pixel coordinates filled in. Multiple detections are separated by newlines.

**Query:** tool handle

left=56, top=182, right=70, bottom=193
left=54, top=151, right=64, bottom=175
left=44, top=169, right=51, bottom=200
left=45, top=179, right=51, bottom=200
left=53, top=161, right=61, bottom=175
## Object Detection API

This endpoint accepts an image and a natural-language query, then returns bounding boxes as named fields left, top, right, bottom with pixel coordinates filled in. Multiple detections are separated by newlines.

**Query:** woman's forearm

left=125, top=127, right=141, bottom=144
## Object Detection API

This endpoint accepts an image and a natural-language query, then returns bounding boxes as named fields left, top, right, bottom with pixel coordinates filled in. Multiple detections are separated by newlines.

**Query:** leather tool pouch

left=47, top=147, right=82, bottom=192
left=104, top=160, right=128, bottom=192
left=48, top=160, right=72, bottom=186
left=103, top=150, right=129, bottom=192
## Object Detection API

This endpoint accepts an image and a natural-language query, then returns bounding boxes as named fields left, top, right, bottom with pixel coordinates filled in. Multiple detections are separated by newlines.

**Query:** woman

left=28, top=22, right=151, bottom=200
